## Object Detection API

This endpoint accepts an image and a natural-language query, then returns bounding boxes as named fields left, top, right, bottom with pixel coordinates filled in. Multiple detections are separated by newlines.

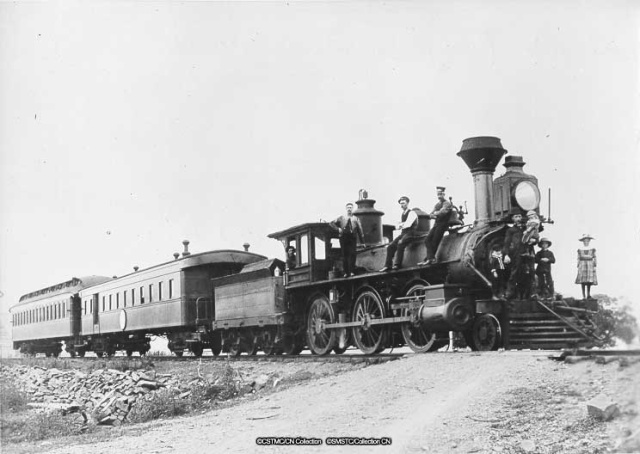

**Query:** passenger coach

left=77, top=248, right=265, bottom=357
left=10, top=276, right=112, bottom=356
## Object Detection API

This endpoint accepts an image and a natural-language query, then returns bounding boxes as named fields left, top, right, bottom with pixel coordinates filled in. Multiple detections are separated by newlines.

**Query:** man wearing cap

left=380, top=196, right=418, bottom=272
left=418, top=187, right=452, bottom=266
left=330, top=203, right=365, bottom=277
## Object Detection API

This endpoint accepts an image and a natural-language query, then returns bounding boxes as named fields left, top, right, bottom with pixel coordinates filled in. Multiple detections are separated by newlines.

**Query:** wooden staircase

left=505, top=300, right=601, bottom=350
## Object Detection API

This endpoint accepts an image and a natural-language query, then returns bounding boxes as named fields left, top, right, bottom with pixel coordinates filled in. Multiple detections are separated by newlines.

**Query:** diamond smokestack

left=457, top=137, right=507, bottom=225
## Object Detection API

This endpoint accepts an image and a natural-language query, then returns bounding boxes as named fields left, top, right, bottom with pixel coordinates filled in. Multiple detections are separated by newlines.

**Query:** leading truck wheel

left=306, top=294, right=337, bottom=356
left=352, top=290, right=388, bottom=354
left=471, top=314, right=502, bottom=351
left=400, top=285, right=439, bottom=353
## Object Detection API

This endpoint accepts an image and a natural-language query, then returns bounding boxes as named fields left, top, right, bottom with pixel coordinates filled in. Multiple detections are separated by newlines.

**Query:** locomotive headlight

left=513, top=180, right=541, bottom=211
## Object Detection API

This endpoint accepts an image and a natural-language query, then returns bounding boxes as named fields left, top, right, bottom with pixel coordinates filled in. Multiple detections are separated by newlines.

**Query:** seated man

left=380, top=196, right=418, bottom=272
left=418, top=186, right=452, bottom=265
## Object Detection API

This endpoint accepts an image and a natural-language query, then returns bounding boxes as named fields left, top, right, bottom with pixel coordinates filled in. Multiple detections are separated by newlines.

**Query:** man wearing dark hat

left=380, top=196, right=418, bottom=271
left=330, top=203, right=365, bottom=277
left=418, top=186, right=452, bottom=266
left=502, top=210, right=527, bottom=299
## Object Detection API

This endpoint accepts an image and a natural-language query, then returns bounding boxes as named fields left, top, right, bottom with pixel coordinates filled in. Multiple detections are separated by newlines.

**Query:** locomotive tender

left=10, top=137, right=600, bottom=357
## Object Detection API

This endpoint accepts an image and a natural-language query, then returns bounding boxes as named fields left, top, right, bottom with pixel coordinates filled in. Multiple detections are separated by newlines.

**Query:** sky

left=1, top=1, right=639, bottom=351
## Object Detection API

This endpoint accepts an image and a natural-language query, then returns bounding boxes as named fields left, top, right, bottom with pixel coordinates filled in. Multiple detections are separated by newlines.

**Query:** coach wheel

left=210, top=334, right=222, bottom=356
left=96, top=352, right=104, bottom=358
left=471, top=314, right=502, bottom=351
left=190, top=343, right=204, bottom=357
left=262, top=329, right=278, bottom=356
left=77, top=350, right=85, bottom=358
left=126, top=349, right=133, bottom=357
left=306, top=294, right=337, bottom=356
left=174, top=350, right=184, bottom=357
left=228, top=343, right=242, bottom=357
left=282, top=335, right=304, bottom=355
left=352, top=290, right=388, bottom=355
left=401, top=285, right=439, bottom=353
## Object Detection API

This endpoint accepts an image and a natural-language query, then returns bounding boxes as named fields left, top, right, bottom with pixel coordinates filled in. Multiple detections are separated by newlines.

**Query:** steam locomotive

left=10, top=137, right=600, bottom=357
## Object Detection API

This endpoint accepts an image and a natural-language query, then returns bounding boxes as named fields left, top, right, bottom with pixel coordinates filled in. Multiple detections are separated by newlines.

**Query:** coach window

left=140, top=287, right=145, bottom=304
left=123, top=291, right=127, bottom=307
left=102, top=296, right=106, bottom=312
left=300, top=234, right=309, bottom=266
left=149, top=284, right=153, bottom=303
left=83, top=300, right=87, bottom=315
left=116, top=293, right=119, bottom=309
left=131, top=289, right=135, bottom=306
left=158, top=282, right=163, bottom=301
left=169, top=279, right=174, bottom=299
left=109, top=294, right=112, bottom=311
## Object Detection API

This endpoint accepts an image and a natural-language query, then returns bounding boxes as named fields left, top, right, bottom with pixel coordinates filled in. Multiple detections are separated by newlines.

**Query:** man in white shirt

left=380, top=196, right=418, bottom=272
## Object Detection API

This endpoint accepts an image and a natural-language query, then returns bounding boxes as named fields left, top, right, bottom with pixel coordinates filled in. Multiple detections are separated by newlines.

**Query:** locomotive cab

left=268, top=223, right=340, bottom=286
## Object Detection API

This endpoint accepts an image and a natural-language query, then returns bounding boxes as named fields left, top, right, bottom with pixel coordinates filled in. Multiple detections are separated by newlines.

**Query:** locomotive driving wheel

left=352, top=290, right=388, bottom=354
left=400, top=284, right=440, bottom=353
left=470, top=314, right=502, bottom=351
left=306, top=294, right=337, bottom=356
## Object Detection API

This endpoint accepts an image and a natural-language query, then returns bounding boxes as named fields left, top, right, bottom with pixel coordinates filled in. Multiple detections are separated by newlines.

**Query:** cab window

left=299, top=234, right=309, bottom=266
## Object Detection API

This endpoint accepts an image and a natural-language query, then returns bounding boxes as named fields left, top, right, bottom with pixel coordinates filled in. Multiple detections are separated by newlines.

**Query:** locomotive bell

left=457, top=137, right=507, bottom=226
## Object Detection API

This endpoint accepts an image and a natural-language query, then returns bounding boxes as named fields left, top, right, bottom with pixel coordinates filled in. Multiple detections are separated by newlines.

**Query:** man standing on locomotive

left=418, top=186, right=452, bottom=266
left=503, top=210, right=527, bottom=299
left=380, top=196, right=418, bottom=272
left=330, top=203, right=365, bottom=277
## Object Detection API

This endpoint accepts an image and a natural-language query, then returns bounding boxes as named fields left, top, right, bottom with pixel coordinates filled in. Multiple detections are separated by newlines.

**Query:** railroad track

left=3, top=352, right=407, bottom=365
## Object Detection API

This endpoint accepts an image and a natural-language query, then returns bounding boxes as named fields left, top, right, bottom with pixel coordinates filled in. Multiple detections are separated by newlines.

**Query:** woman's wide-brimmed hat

left=578, top=234, right=594, bottom=241
left=539, top=237, right=552, bottom=246
left=286, top=245, right=296, bottom=252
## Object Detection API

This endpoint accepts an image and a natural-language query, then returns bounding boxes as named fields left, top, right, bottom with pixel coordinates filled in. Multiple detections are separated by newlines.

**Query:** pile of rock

left=1, top=364, right=279, bottom=426
left=1, top=365, right=202, bottom=425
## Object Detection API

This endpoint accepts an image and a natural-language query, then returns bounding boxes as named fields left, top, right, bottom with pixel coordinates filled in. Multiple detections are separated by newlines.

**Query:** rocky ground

left=1, top=351, right=639, bottom=454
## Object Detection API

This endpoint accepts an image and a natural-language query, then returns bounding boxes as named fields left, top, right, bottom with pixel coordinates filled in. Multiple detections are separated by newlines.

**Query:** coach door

left=70, top=295, right=81, bottom=337
left=92, top=294, right=100, bottom=334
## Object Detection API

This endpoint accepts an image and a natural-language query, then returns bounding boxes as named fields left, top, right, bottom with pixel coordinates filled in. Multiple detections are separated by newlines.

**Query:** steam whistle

left=543, top=188, right=554, bottom=224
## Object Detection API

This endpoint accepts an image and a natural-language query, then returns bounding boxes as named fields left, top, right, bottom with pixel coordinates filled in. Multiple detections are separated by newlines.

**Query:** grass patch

left=0, top=376, right=96, bottom=444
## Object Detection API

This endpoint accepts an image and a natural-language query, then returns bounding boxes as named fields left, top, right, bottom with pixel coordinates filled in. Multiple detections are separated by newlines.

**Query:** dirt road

left=18, top=351, right=640, bottom=454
